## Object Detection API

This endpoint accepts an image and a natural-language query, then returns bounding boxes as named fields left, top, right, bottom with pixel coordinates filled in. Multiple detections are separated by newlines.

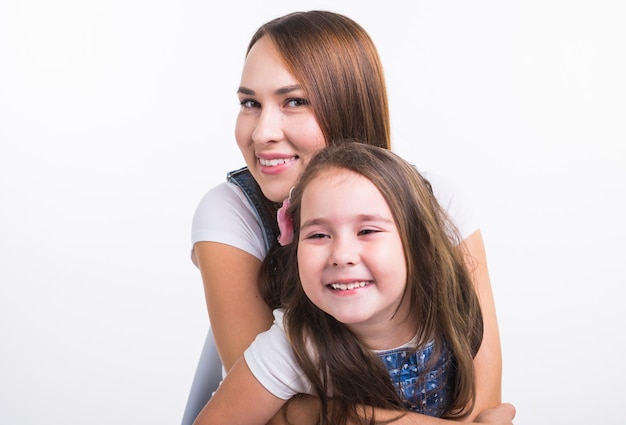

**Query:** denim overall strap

left=227, top=167, right=277, bottom=252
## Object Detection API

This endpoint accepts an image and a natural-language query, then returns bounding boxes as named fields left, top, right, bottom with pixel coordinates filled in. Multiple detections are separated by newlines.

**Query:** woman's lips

left=258, top=156, right=297, bottom=174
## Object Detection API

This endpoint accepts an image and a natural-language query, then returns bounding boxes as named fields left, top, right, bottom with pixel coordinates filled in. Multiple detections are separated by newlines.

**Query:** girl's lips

left=326, top=281, right=372, bottom=291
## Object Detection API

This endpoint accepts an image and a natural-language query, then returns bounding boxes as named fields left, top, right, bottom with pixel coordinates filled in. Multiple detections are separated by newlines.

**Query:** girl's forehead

left=300, top=168, right=380, bottom=205
left=298, top=168, right=396, bottom=228
left=305, top=167, right=361, bottom=190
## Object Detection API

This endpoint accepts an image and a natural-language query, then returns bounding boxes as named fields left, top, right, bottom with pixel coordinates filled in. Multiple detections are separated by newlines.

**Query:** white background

left=1, top=1, right=624, bottom=424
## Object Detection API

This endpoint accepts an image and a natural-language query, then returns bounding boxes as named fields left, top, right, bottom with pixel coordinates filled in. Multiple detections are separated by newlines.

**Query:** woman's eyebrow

left=275, top=84, right=303, bottom=95
left=237, top=86, right=254, bottom=95
left=237, top=84, right=303, bottom=96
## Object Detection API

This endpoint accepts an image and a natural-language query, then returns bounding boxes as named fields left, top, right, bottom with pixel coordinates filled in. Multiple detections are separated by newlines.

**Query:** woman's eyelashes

left=285, top=97, right=309, bottom=108
left=239, top=98, right=259, bottom=109
left=238, top=97, right=309, bottom=110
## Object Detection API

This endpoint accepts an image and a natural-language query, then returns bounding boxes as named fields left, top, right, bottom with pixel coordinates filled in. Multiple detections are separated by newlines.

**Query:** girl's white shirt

left=243, top=309, right=313, bottom=400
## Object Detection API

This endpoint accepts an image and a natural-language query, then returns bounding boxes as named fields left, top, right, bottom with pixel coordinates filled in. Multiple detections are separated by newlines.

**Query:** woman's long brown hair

left=248, top=10, right=391, bottom=150
left=260, top=143, right=483, bottom=424
left=248, top=10, right=395, bottom=307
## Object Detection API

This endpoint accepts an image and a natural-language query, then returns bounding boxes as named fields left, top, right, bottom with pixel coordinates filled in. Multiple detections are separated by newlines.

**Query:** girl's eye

left=239, top=99, right=259, bottom=109
left=358, top=229, right=379, bottom=236
left=306, top=233, right=328, bottom=240
left=286, top=98, right=309, bottom=107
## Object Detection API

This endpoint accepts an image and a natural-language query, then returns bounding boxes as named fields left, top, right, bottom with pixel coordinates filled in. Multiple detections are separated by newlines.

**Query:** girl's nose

left=329, top=237, right=359, bottom=267
left=251, top=107, right=283, bottom=145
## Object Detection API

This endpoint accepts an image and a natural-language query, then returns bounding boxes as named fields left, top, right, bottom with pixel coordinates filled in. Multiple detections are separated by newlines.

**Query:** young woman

left=193, top=143, right=486, bottom=425
left=185, top=10, right=510, bottom=425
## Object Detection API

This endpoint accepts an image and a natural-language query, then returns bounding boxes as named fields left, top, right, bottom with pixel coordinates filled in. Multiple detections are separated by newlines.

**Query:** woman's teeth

left=259, top=157, right=296, bottom=167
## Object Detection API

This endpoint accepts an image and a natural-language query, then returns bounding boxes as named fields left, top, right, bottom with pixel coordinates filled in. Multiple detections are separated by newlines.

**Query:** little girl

left=194, top=143, right=484, bottom=425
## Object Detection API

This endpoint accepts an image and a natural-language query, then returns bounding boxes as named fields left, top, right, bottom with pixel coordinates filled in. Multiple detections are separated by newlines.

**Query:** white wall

left=1, top=1, right=624, bottom=424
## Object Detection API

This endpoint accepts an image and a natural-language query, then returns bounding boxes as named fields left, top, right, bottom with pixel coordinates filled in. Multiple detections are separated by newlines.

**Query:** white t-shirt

left=243, top=309, right=313, bottom=399
left=191, top=170, right=479, bottom=262
left=244, top=309, right=436, bottom=401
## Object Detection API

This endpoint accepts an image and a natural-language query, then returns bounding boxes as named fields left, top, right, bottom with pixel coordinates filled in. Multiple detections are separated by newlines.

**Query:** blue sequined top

left=375, top=340, right=451, bottom=417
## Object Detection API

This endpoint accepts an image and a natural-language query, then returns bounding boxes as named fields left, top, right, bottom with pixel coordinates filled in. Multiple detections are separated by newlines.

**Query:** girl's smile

left=297, top=168, right=414, bottom=348
left=326, top=280, right=372, bottom=292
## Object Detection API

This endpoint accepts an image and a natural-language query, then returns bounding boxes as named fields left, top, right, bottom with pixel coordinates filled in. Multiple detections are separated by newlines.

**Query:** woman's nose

left=251, top=107, right=283, bottom=145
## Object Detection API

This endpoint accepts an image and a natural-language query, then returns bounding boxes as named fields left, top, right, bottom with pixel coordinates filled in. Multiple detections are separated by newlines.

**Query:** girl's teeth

left=330, top=282, right=368, bottom=290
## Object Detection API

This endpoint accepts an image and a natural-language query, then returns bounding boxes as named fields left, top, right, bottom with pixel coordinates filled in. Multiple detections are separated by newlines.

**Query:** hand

left=474, top=403, right=516, bottom=425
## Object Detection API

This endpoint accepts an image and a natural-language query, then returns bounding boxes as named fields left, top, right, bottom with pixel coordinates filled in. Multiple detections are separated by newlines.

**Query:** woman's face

left=235, top=37, right=326, bottom=203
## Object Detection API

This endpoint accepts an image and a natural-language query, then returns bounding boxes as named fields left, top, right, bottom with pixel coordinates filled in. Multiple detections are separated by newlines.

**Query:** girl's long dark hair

left=259, top=143, right=483, bottom=424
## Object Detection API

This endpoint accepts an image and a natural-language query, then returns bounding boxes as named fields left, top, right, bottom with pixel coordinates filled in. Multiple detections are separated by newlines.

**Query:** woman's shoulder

left=193, top=180, right=253, bottom=219
left=420, top=169, right=480, bottom=240
left=420, top=169, right=459, bottom=198
left=191, top=180, right=266, bottom=260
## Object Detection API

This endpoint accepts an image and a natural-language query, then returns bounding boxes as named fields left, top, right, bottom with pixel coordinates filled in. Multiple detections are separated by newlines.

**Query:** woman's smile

left=235, top=36, right=325, bottom=202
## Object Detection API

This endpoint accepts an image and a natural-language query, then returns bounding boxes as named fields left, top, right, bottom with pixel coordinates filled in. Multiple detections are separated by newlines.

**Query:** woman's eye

left=286, top=98, right=309, bottom=107
left=239, top=99, right=259, bottom=109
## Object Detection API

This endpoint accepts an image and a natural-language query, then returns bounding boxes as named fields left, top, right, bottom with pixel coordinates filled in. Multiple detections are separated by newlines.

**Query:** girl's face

left=235, top=36, right=326, bottom=203
left=297, top=169, right=413, bottom=348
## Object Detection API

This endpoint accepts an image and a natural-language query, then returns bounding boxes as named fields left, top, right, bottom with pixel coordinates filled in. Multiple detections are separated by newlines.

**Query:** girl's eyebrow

left=300, top=214, right=393, bottom=229
left=237, top=84, right=303, bottom=96
left=300, top=218, right=327, bottom=230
